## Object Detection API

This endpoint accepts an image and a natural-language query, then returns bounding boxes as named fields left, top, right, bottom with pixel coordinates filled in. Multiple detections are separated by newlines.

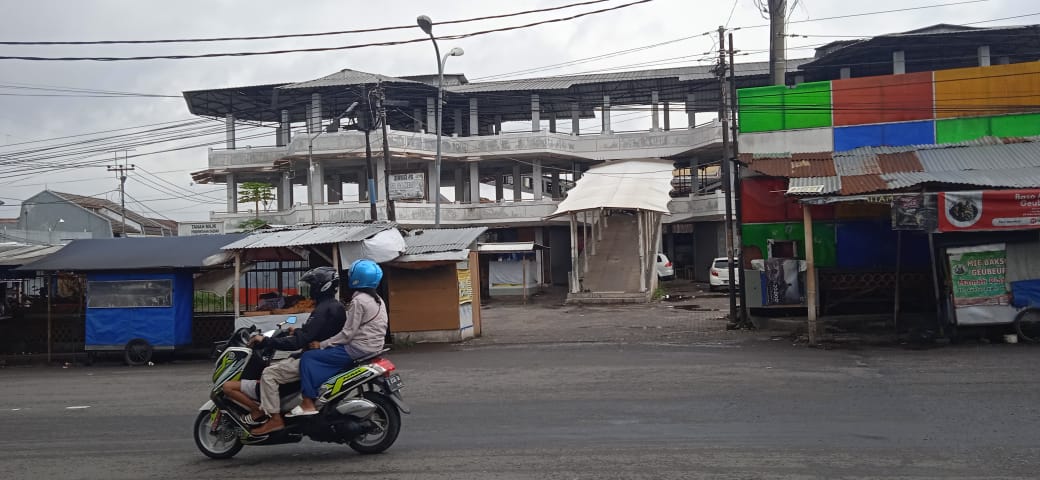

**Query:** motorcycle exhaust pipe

left=335, top=398, right=377, bottom=418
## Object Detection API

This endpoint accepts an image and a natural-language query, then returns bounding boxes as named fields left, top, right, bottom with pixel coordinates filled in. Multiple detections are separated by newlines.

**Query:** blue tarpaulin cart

left=85, top=271, right=194, bottom=365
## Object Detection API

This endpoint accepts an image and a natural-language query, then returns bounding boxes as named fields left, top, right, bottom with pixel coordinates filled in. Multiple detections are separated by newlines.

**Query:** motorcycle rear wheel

left=194, top=410, right=244, bottom=459
left=348, top=392, right=401, bottom=454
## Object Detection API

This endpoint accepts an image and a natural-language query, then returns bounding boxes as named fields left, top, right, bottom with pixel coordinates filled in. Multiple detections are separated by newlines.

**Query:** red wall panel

left=833, top=72, right=933, bottom=126
left=741, top=177, right=834, bottom=223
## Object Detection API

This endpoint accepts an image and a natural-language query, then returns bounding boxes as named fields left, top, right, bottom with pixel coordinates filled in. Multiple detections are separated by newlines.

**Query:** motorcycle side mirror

left=285, top=316, right=298, bottom=325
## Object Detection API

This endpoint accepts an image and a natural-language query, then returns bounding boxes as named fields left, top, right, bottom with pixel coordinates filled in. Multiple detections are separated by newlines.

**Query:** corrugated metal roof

left=840, top=174, right=890, bottom=195
left=449, top=59, right=812, bottom=94
left=0, top=244, right=64, bottom=266
left=882, top=168, right=1040, bottom=189
left=916, top=142, right=1040, bottom=172
left=401, top=227, right=487, bottom=255
left=279, top=69, right=424, bottom=90
left=877, top=152, right=924, bottom=173
left=477, top=242, right=547, bottom=253
left=790, top=154, right=837, bottom=177
left=787, top=176, right=841, bottom=195
left=833, top=151, right=881, bottom=176
left=222, top=223, right=396, bottom=250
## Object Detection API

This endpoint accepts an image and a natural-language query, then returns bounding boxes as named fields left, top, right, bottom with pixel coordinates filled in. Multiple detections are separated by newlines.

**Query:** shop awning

left=391, top=227, right=488, bottom=263
left=477, top=242, right=548, bottom=253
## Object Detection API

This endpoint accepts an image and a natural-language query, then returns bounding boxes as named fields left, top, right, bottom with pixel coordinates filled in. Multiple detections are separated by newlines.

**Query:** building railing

left=208, top=123, right=724, bottom=169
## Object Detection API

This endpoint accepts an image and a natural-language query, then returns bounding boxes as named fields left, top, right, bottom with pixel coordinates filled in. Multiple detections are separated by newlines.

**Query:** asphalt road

left=2, top=339, right=1039, bottom=479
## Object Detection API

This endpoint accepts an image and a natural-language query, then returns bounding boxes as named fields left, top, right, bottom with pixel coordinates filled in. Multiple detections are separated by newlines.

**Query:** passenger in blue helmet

left=291, top=259, right=389, bottom=416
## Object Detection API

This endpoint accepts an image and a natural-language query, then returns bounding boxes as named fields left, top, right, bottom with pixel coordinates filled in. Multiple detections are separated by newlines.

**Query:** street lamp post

left=417, top=15, right=464, bottom=228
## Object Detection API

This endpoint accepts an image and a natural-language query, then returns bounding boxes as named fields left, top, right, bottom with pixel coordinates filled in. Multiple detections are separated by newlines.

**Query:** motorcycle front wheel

left=193, top=410, right=244, bottom=459
left=348, top=392, right=401, bottom=454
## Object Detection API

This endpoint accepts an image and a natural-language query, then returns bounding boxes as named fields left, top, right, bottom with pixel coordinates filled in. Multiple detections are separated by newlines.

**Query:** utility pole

left=377, top=83, right=396, bottom=221
left=107, top=150, right=135, bottom=237
left=729, top=31, right=749, bottom=328
left=717, top=26, right=738, bottom=321
left=362, top=87, right=378, bottom=221
left=768, top=0, right=788, bottom=86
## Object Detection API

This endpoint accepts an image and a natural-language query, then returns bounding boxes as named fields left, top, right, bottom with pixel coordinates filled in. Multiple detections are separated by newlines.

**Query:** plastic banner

left=947, top=244, right=1016, bottom=325
left=938, top=189, right=1040, bottom=232
left=457, top=269, right=472, bottom=305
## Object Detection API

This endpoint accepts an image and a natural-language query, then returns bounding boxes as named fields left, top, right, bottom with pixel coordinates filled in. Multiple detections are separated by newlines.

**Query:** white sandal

left=285, top=406, right=319, bottom=418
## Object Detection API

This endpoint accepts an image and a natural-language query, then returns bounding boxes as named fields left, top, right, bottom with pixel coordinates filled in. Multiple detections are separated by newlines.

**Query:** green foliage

left=238, top=182, right=276, bottom=218
left=237, top=218, right=270, bottom=232
left=652, top=286, right=667, bottom=301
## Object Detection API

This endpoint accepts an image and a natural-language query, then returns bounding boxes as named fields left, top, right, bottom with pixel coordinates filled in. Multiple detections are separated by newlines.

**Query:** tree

left=238, top=182, right=275, bottom=218
left=237, top=218, right=270, bottom=232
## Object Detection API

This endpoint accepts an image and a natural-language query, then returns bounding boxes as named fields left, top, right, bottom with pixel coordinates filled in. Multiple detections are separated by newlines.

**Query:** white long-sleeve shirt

left=319, top=291, right=387, bottom=358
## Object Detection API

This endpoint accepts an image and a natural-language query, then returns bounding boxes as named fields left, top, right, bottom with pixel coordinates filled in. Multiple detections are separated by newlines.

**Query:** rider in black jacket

left=249, top=267, right=347, bottom=435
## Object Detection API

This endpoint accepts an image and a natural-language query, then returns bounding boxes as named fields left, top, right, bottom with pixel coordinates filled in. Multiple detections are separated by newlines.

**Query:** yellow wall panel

left=935, top=62, right=1040, bottom=118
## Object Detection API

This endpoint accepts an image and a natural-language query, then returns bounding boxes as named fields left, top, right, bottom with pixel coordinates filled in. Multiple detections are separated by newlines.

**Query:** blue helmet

left=347, top=259, right=383, bottom=289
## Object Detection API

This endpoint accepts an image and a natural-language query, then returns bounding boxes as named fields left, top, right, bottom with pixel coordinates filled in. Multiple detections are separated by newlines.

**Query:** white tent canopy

left=549, top=158, right=674, bottom=217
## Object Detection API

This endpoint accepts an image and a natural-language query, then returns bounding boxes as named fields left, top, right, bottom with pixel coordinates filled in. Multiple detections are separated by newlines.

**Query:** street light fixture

left=417, top=15, right=464, bottom=228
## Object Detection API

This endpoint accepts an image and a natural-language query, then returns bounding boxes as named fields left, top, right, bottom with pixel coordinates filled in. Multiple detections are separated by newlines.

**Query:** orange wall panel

left=386, top=265, right=460, bottom=333
left=833, top=76, right=883, bottom=126
left=935, top=61, right=1040, bottom=118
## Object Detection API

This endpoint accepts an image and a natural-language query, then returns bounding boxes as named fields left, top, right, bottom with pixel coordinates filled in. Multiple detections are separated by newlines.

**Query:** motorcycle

left=193, top=316, right=409, bottom=459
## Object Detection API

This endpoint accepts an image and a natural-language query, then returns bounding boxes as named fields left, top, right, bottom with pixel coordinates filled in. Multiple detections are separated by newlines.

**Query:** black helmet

left=299, top=266, right=339, bottom=299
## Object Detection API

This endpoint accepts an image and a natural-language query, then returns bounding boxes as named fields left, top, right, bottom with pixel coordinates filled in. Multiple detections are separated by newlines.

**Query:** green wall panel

left=738, top=85, right=785, bottom=133
left=783, top=81, right=833, bottom=130
left=936, top=117, right=991, bottom=143
left=991, top=112, right=1040, bottom=137
left=741, top=222, right=837, bottom=268
left=937, top=113, right=1040, bottom=143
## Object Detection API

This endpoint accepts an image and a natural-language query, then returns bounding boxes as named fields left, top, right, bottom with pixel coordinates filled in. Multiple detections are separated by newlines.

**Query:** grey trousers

left=259, top=357, right=300, bottom=416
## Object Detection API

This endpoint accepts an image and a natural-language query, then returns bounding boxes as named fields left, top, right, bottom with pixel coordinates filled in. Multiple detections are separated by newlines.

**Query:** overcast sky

left=0, top=0, right=1030, bottom=221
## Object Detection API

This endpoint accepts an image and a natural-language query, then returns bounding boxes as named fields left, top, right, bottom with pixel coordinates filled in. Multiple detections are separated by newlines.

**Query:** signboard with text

left=891, top=194, right=936, bottom=231
left=946, top=243, right=1017, bottom=325
left=177, top=222, right=224, bottom=236
left=938, top=189, right=1040, bottom=232
left=389, top=172, right=425, bottom=200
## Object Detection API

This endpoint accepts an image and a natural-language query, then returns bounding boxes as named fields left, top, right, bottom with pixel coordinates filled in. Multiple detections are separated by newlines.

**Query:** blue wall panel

left=883, top=120, right=935, bottom=146
left=834, top=124, right=884, bottom=151
left=835, top=221, right=930, bottom=269
left=833, top=121, right=936, bottom=152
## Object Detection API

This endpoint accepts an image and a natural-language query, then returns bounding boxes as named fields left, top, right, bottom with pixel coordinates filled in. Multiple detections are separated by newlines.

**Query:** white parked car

left=708, top=257, right=739, bottom=291
left=656, top=253, right=674, bottom=280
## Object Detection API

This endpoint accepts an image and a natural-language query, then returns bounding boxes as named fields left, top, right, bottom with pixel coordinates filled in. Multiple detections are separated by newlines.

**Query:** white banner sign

left=178, top=222, right=224, bottom=236
left=389, top=172, right=425, bottom=200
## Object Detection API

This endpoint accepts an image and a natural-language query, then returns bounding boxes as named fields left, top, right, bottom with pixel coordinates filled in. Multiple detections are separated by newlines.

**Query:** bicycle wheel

left=1014, top=308, right=1040, bottom=343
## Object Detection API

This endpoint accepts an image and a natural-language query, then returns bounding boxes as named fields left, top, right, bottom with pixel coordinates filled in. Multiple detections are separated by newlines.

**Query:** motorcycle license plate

left=386, top=373, right=403, bottom=392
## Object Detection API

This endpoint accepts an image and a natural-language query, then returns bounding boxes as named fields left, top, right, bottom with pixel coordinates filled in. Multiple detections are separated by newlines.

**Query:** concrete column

left=309, top=161, right=324, bottom=205
left=893, top=50, right=906, bottom=75
left=663, top=102, right=670, bottom=131
left=571, top=101, right=580, bottom=136
left=690, top=157, right=699, bottom=195
left=226, top=172, right=238, bottom=213
left=426, top=98, right=436, bottom=135
left=225, top=113, right=235, bottom=149
left=551, top=171, right=561, bottom=199
left=651, top=90, right=660, bottom=131
left=469, top=162, right=480, bottom=204
left=531, top=94, right=541, bottom=132
left=305, top=105, right=313, bottom=133
left=469, top=98, right=479, bottom=136
left=326, top=173, right=342, bottom=203
left=534, top=228, right=545, bottom=284
left=532, top=160, right=543, bottom=201
left=279, top=172, right=293, bottom=210
left=455, top=167, right=465, bottom=203
left=512, top=164, right=522, bottom=201
left=686, top=93, right=697, bottom=128
left=840, top=67, right=851, bottom=79
left=453, top=108, right=463, bottom=137
left=310, top=92, right=322, bottom=133
left=375, top=156, right=386, bottom=206
left=413, top=107, right=424, bottom=132
left=357, top=168, right=369, bottom=202
left=280, top=109, right=290, bottom=146
left=426, top=162, right=437, bottom=202
left=494, top=115, right=503, bottom=135
left=495, top=173, right=505, bottom=202
left=978, top=45, right=991, bottom=67
left=601, top=95, right=611, bottom=134
left=549, top=111, right=557, bottom=133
